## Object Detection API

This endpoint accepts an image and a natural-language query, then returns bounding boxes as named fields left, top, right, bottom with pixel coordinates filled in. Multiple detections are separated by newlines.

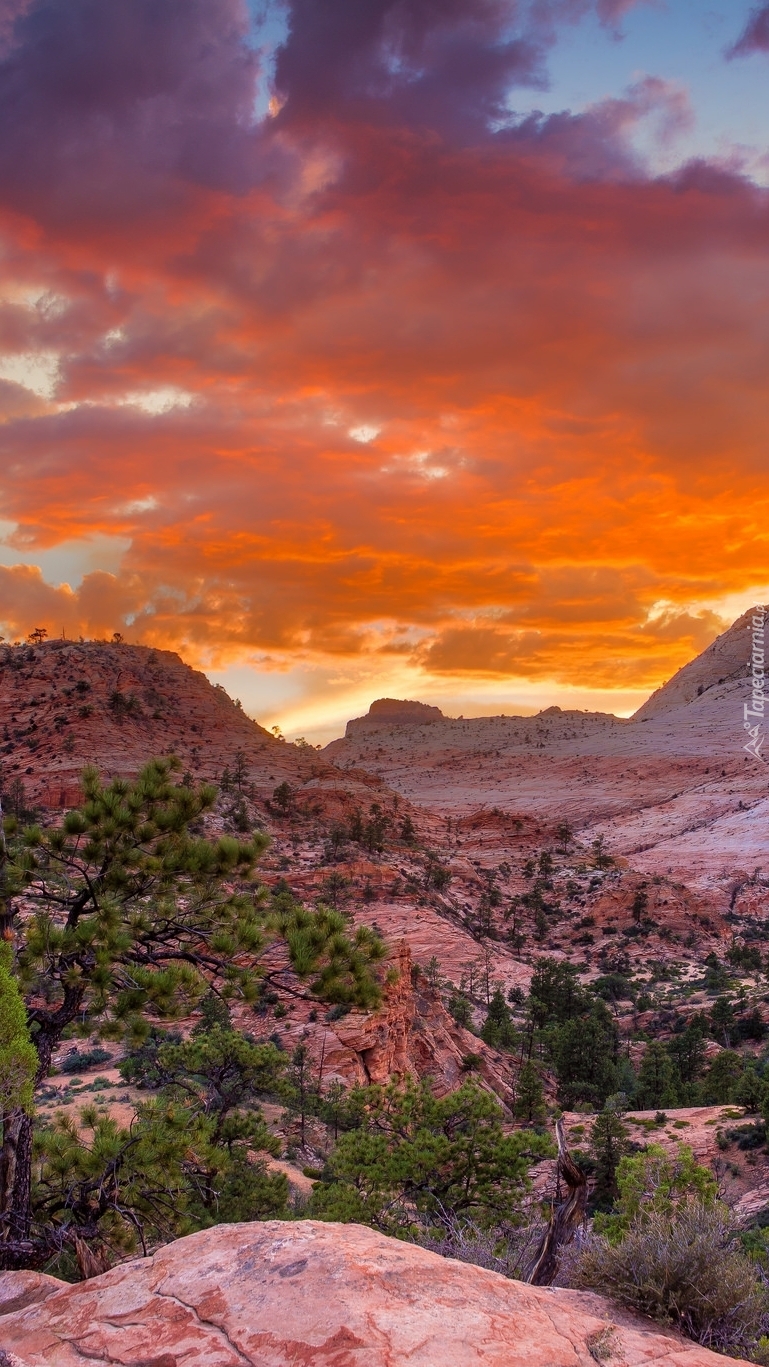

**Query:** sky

left=0, top=0, right=768, bottom=743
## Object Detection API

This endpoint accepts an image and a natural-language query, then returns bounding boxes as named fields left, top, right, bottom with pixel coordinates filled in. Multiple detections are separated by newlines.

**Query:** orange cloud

left=0, top=0, right=767, bottom=703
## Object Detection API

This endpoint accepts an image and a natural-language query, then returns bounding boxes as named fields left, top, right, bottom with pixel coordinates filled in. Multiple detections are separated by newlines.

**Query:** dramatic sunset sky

left=0, top=0, right=768, bottom=740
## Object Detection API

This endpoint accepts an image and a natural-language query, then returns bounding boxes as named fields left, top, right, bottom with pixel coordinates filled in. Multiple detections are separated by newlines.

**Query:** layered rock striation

left=0, top=639, right=346, bottom=808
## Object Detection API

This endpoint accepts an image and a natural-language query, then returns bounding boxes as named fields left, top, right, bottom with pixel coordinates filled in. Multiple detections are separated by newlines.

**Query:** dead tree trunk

left=527, top=1116, right=587, bottom=1286
left=0, top=1109, right=33, bottom=1256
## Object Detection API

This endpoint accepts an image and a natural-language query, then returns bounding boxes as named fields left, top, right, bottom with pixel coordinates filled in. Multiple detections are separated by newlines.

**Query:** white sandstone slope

left=324, top=609, right=769, bottom=890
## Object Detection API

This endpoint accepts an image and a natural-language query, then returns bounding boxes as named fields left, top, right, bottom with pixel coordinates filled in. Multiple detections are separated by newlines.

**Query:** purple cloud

left=273, top=0, right=547, bottom=140
left=0, top=0, right=264, bottom=222
left=726, top=4, right=769, bottom=58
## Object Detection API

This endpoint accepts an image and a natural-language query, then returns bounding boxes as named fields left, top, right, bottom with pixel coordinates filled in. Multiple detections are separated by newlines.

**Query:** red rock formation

left=261, top=940, right=516, bottom=1106
left=0, top=1221, right=751, bottom=1366
left=337, top=940, right=514, bottom=1101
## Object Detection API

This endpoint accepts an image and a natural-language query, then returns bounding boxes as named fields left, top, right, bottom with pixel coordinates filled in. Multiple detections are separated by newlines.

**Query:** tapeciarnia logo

left=744, top=605, right=766, bottom=761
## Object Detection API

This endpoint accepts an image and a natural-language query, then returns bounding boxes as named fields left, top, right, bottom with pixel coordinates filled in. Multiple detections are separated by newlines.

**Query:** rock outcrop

left=345, top=697, right=445, bottom=735
left=0, top=1220, right=751, bottom=1366
left=332, top=940, right=514, bottom=1102
left=252, top=940, right=516, bottom=1106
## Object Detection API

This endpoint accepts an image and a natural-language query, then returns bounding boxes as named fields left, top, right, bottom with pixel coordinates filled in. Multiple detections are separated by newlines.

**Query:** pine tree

left=735, top=1067, right=764, bottom=1113
left=514, top=1061, right=546, bottom=1124
left=634, top=1041, right=679, bottom=1110
left=272, top=781, right=293, bottom=813
left=310, top=1077, right=553, bottom=1233
left=529, top=958, right=587, bottom=1028
left=591, top=1101, right=629, bottom=1202
left=35, top=1027, right=289, bottom=1263
left=0, top=812, right=38, bottom=1237
left=192, top=989, right=232, bottom=1036
left=550, top=1001, right=619, bottom=1109
left=556, top=822, right=572, bottom=853
left=425, top=956, right=442, bottom=990
left=667, top=1017, right=707, bottom=1088
left=287, top=1042, right=313, bottom=1149
left=700, top=1049, right=743, bottom=1105
left=631, top=886, right=648, bottom=923
left=481, top=987, right=516, bottom=1049
left=710, top=995, right=737, bottom=1047
left=448, top=989, right=473, bottom=1028
left=0, top=759, right=385, bottom=1267
left=0, top=944, right=37, bottom=1117
left=399, top=814, right=416, bottom=844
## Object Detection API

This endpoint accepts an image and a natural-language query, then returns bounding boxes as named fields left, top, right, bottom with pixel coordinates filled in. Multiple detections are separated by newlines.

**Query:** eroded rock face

left=634, top=607, right=762, bottom=721
left=272, top=940, right=514, bottom=1105
left=0, top=1221, right=750, bottom=1367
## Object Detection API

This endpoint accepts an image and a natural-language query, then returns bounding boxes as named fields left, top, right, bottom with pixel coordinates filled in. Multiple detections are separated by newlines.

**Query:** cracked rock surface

left=0, top=1220, right=752, bottom=1366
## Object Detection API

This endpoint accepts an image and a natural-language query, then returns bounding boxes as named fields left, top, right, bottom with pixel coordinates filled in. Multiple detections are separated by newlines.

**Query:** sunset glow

left=1, top=0, right=769, bottom=738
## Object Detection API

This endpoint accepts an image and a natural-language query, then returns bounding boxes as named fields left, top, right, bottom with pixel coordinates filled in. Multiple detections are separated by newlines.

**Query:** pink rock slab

left=0, top=1220, right=751, bottom=1366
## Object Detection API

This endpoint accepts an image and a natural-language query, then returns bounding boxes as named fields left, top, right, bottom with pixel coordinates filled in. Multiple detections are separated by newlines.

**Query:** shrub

left=426, top=861, right=452, bottom=893
left=108, top=689, right=141, bottom=720
left=593, top=973, right=636, bottom=1002
left=726, top=1122, right=766, bottom=1152
left=418, top=1212, right=545, bottom=1281
left=59, top=1046, right=112, bottom=1075
left=576, top=1201, right=769, bottom=1359
left=326, top=1003, right=351, bottom=1022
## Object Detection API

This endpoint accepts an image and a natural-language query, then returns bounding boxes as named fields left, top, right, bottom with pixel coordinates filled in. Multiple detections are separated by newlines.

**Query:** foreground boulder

left=0, top=1221, right=752, bottom=1366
